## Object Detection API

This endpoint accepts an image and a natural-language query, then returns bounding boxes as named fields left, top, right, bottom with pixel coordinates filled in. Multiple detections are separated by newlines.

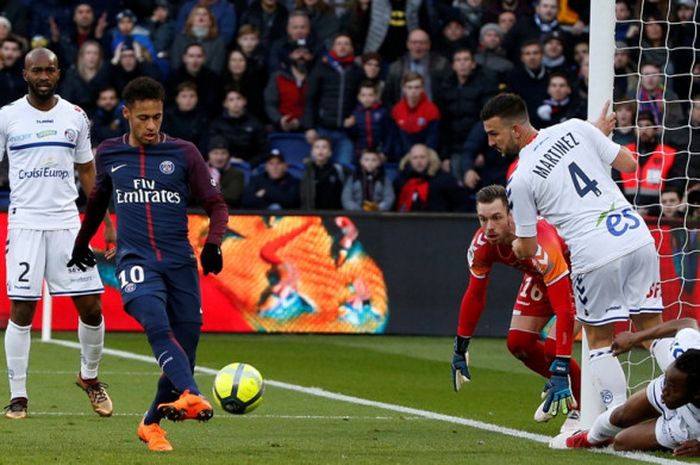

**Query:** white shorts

left=5, top=228, right=104, bottom=300
left=647, top=375, right=700, bottom=449
left=571, top=243, right=662, bottom=326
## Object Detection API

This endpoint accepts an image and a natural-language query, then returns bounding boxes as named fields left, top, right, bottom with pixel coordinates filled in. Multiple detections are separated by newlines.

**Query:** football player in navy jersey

left=68, top=76, right=229, bottom=452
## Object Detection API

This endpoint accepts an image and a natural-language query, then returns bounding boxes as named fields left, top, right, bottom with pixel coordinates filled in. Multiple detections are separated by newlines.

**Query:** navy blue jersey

left=77, top=133, right=228, bottom=265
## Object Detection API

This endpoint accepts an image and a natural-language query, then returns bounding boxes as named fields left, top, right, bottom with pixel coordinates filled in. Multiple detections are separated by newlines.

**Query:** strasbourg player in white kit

left=0, top=48, right=114, bottom=418
left=481, top=94, right=666, bottom=413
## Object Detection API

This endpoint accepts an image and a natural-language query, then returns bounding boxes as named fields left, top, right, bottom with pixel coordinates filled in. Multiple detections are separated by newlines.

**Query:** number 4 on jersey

left=568, top=162, right=602, bottom=198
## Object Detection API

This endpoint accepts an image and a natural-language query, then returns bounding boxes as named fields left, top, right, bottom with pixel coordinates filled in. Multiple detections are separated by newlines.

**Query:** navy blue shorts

left=116, top=259, right=202, bottom=324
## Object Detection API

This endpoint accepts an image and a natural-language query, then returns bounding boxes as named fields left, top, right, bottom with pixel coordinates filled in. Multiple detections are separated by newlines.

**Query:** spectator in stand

left=0, top=1, right=28, bottom=39
left=450, top=0, right=483, bottom=40
left=344, top=81, right=392, bottom=159
left=637, top=61, right=685, bottom=129
left=58, top=40, right=108, bottom=117
left=572, top=39, right=588, bottom=72
left=236, top=25, right=267, bottom=78
left=619, top=111, right=681, bottom=214
left=459, top=123, right=510, bottom=200
left=612, top=99, right=637, bottom=146
left=300, top=137, right=350, bottom=209
left=170, top=6, right=227, bottom=74
left=436, top=13, right=473, bottom=60
left=110, top=9, right=159, bottom=63
left=391, top=72, right=440, bottom=160
left=361, top=0, right=417, bottom=62
left=239, top=0, right=289, bottom=49
left=535, top=72, right=584, bottom=128
left=659, top=187, right=685, bottom=221
left=27, top=0, right=76, bottom=43
left=342, top=148, right=395, bottom=211
left=90, top=85, right=127, bottom=146
left=295, top=0, right=339, bottom=47
left=0, top=16, right=10, bottom=42
left=49, top=3, right=108, bottom=67
left=106, top=38, right=160, bottom=95
left=436, top=48, right=498, bottom=171
left=206, top=136, right=245, bottom=208
left=265, top=39, right=311, bottom=132
left=162, top=81, right=210, bottom=154
left=482, top=0, right=532, bottom=25
left=497, top=10, right=517, bottom=34
left=222, top=49, right=265, bottom=122
left=665, top=95, right=700, bottom=189
left=669, top=0, right=698, bottom=102
left=394, top=143, right=466, bottom=212
left=614, top=0, right=639, bottom=43
left=210, top=88, right=270, bottom=167
left=0, top=36, right=25, bottom=106
left=176, top=0, right=237, bottom=45
left=382, top=29, right=449, bottom=108
left=474, top=23, right=513, bottom=87
left=242, top=150, right=301, bottom=210
left=339, top=0, right=370, bottom=53
left=303, top=33, right=362, bottom=167
left=142, top=0, right=177, bottom=61
left=268, top=11, right=315, bottom=75
left=505, top=39, right=548, bottom=128
left=613, top=42, right=637, bottom=101
left=503, top=0, right=567, bottom=62
left=638, top=13, right=670, bottom=75
left=165, top=43, right=222, bottom=116
left=541, top=31, right=570, bottom=75
left=359, top=52, right=384, bottom=95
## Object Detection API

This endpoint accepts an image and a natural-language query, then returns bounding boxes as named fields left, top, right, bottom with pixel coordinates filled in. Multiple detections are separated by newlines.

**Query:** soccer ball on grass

left=212, top=362, right=264, bottom=414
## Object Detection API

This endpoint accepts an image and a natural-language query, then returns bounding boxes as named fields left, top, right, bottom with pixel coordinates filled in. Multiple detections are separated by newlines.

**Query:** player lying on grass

left=451, top=184, right=580, bottom=427
left=552, top=318, right=700, bottom=457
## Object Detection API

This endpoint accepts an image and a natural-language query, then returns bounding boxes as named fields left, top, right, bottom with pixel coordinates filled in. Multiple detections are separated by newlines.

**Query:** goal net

left=583, top=0, right=700, bottom=425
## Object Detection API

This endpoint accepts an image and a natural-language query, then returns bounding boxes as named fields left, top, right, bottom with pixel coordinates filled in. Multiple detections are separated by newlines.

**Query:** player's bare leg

left=72, top=294, right=112, bottom=417
left=631, top=313, right=671, bottom=368
left=4, top=300, right=37, bottom=419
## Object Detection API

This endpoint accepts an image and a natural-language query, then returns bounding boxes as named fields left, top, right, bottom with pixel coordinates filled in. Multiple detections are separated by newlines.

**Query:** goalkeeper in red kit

left=451, top=185, right=580, bottom=428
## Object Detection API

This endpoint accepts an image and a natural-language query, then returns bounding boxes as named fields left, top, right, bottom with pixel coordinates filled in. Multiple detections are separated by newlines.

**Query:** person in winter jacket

left=342, top=148, right=394, bottom=211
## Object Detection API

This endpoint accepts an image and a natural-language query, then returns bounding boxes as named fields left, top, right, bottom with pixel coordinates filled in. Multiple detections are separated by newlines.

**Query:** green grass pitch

left=0, top=333, right=692, bottom=465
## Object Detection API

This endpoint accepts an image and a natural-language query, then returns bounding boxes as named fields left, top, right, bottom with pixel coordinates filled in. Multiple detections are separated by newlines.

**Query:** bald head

left=407, top=29, right=430, bottom=60
left=25, top=47, right=59, bottom=69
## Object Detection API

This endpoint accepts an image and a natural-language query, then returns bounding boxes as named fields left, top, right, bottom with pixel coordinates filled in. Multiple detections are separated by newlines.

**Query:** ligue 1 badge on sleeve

left=159, top=160, right=175, bottom=175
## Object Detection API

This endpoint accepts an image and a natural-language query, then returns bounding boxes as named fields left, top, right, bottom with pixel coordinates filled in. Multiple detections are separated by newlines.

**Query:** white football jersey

left=508, top=118, right=653, bottom=274
left=0, top=96, right=93, bottom=230
left=669, top=328, right=700, bottom=362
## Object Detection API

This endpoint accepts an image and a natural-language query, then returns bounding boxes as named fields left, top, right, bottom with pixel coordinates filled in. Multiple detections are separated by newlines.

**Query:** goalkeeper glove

left=541, top=357, right=577, bottom=416
left=67, top=245, right=96, bottom=272
left=451, top=336, right=471, bottom=392
left=200, top=243, right=223, bottom=275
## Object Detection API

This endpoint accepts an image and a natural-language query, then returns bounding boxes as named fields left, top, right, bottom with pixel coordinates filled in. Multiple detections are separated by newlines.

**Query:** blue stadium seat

left=230, top=160, right=252, bottom=184
left=383, top=162, right=399, bottom=183
left=268, top=133, right=310, bottom=171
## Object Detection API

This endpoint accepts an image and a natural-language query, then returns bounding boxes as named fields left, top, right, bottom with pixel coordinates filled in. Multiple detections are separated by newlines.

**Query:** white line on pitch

left=28, top=411, right=417, bottom=420
left=46, top=338, right=686, bottom=465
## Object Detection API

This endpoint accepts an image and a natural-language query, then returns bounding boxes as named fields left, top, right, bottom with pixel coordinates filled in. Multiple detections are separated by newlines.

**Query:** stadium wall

left=0, top=213, right=694, bottom=336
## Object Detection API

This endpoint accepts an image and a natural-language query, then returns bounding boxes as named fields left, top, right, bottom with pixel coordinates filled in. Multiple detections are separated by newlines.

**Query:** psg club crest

left=159, top=160, right=175, bottom=175
left=64, top=129, right=77, bottom=143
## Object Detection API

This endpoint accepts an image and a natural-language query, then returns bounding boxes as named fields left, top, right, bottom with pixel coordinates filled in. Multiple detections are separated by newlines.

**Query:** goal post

left=581, top=0, right=617, bottom=428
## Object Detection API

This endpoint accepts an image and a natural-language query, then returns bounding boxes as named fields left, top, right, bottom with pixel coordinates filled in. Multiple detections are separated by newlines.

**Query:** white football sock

left=588, top=406, right=622, bottom=444
left=5, top=320, right=31, bottom=400
left=78, top=317, right=104, bottom=380
left=650, top=337, right=674, bottom=371
left=589, top=347, right=627, bottom=409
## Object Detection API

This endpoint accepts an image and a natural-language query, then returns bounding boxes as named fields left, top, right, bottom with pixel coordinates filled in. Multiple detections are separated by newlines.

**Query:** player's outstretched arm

left=452, top=276, right=489, bottom=391
left=76, top=160, right=116, bottom=259
left=674, top=439, right=700, bottom=457
left=612, top=318, right=699, bottom=356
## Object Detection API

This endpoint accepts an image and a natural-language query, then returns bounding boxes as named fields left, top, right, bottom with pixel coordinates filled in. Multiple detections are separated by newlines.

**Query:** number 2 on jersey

left=568, top=162, right=602, bottom=197
left=118, top=265, right=145, bottom=288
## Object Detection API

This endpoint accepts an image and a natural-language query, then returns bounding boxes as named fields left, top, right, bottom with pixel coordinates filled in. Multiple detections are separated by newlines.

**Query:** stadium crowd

left=0, top=0, right=698, bottom=214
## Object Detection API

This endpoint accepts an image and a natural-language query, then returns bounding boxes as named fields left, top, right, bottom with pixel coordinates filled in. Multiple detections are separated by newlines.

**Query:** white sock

left=589, top=347, right=627, bottom=409
left=588, top=406, right=623, bottom=444
left=650, top=338, right=674, bottom=371
left=78, top=317, right=104, bottom=380
left=5, top=320, right=31, bottom=400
